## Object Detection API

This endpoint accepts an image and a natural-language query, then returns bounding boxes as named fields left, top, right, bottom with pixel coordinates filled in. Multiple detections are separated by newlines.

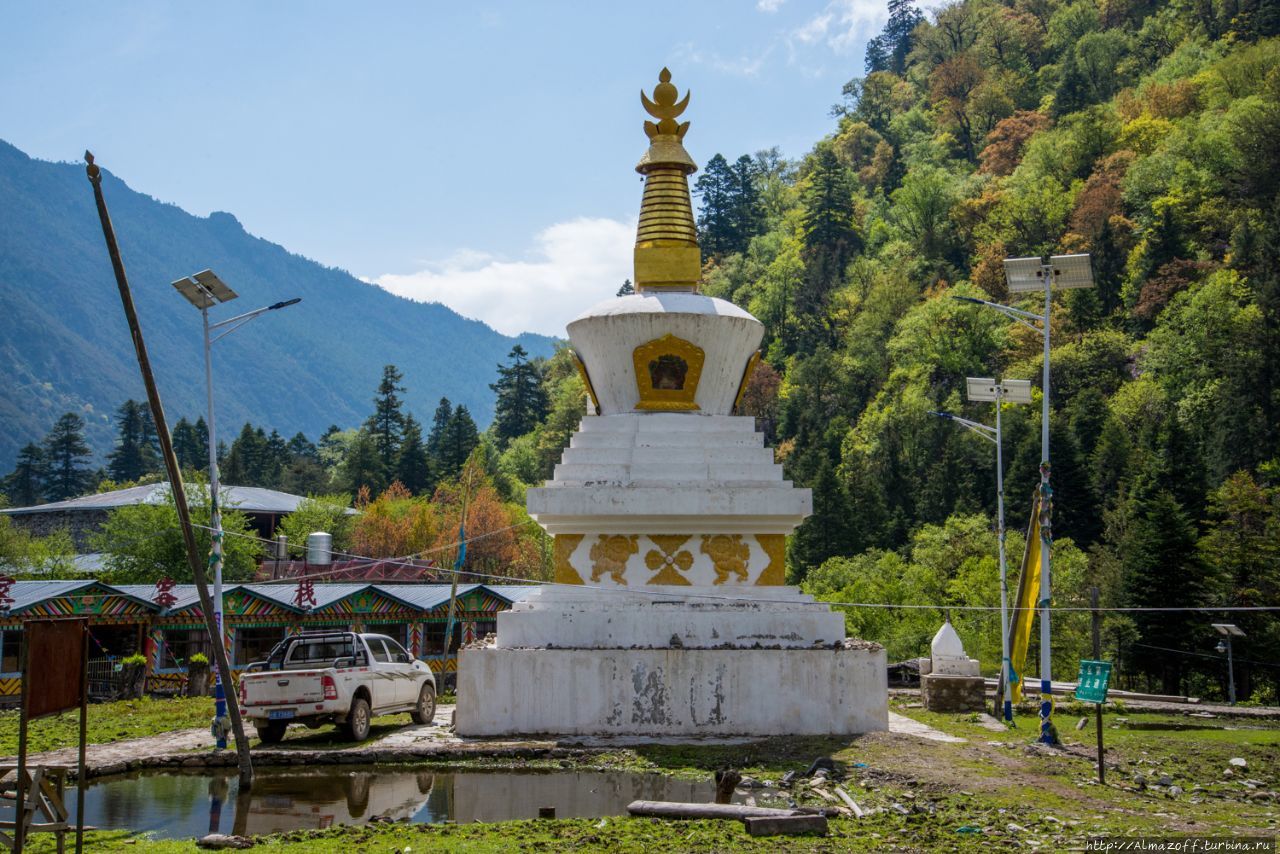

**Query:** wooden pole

left=442, top=462, right=475, bottom=658
left=83, top=152, right=253, bottom=789
left=75, top=623, right=88, bottom=854
left=1091, top=586, right=1105, bottom=785
left=15, top=634, right=29, bottom=851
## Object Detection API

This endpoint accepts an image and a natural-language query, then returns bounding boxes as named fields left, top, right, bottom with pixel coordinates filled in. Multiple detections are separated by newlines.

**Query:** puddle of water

left=44, top=767, right=754, bottom=839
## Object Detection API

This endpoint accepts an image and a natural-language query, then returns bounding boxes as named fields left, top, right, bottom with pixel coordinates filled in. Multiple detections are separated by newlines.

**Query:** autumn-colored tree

left=929, top=53, right=985, bottom=161
left=350, top=482, right=438, bottom=559
left=978, top=110, right=1051, bottom=175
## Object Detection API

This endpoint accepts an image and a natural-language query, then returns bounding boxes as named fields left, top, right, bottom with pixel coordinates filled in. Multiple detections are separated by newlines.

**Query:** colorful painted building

left=0, top=581, right=535, bottom=701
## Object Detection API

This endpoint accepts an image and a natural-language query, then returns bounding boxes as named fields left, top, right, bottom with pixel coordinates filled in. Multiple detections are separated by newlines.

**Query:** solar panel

left=192, top=269, right=238, bottom=303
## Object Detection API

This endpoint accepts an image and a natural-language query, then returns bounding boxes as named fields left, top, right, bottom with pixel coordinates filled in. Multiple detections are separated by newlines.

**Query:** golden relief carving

left=553, top=534, right=585, bottom=585
left=644, top=535, right=694, bottom=585
left=754, top=535, right=786, bottom=585
left=700, top=534, right=751, bottom=584
left=570, top=350, right=600, bottom=415
left=589, top=535, right=639, bottom=584
left=733, top=350, right=762, bottom=413
left=633, top=334, right=704, bottom=411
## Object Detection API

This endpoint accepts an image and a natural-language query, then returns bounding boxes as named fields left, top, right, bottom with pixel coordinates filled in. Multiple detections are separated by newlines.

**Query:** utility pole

left=86, top=152, right=253, bottom=788
left=1091, top=586, right=1104, bottom=785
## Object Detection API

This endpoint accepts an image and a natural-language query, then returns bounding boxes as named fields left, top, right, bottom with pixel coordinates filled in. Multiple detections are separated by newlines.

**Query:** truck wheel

left=344, top=696, right=371, bottom=742
left=255, top=720, right=288, bottom=744
left=410, top=683, right=437, bottom=725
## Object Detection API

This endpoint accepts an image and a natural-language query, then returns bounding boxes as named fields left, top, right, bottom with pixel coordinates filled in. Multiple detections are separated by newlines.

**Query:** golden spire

left=634, top=68, right=700, bottom=293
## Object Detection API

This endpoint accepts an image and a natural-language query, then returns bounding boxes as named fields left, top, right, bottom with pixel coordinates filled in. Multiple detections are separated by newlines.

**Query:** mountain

left=0, top=139, right=555, bottom=470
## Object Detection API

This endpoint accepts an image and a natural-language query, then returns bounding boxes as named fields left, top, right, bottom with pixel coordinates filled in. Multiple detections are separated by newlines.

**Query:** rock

left=1223, top=768, right=1235, bottom=778
left=1007, top=823, right=1028, bottom=833
left=1168, top=786, right=1183, bottom=796
left=1075, top=718, right=1088, bottom=731
left=1157, top=775, right=1173, bottom=787
left=739, top=776, right=765, bottom=789
left=196, top=835, right=253, bottom=850
left=1229, top=757, right=1247, bottom=768
left=1132, top=775, right=1147, bottom=790
left=780, top=771, right=800, bottom=787
left=859, top=778, right=876, bottom=790
left=891, top=803, right=911, bottom=816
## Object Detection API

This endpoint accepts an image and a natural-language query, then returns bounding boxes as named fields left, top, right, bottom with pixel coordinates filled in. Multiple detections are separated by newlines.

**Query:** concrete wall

left=456, top=645, right=888, bottom=737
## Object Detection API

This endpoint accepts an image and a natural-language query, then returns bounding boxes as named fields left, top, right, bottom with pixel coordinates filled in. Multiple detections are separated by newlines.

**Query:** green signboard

left=1075, top=659, right=1113, bottom=704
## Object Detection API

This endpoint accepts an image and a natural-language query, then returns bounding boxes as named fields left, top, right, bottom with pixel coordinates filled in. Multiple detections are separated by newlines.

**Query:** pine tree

left=491, top=345, right=549, bottom=445
left=788, top=461, right=855, bottom=582
left=695, top=154, right=738, bottom=259
left=337, top=429, right=385, bottom=496
left=41, top=412, right=94, bottom=501
left=2, top=443, right=46, bottom=506
left=172, top=417, right=208, bottom=472
left=616, top=279, right=635, bottom=297
left=796, top=145, right=859, bottom=351
left=438, top=406, right=480, bottom=482
left=426, top=397, right=454, bottom=472
left=396, top=414, right=433, bottom=495
left=365, top=365, right=407, bottom=477
left=107, top=400, right=158, bottom=482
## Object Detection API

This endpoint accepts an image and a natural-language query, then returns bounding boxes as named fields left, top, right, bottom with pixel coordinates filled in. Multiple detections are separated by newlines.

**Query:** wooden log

left=834, top=786, right=865, bottom=818
left=744, top=815, right=829, bottom=837
left=627, top=800, right=797, bottom=820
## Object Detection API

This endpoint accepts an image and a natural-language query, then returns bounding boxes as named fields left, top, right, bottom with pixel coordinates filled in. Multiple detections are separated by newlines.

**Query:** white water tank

left=306, top=531, right=333, bottom=565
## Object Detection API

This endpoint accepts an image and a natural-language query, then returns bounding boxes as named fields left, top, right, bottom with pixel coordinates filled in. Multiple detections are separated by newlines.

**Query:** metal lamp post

left=1212, top=623, right=1245, bottom=705
left=953, top=252, right=1093, bottom=743
left=929, top=377, right=1031, bottom=723
left=172, top=270, right=300, bottom=748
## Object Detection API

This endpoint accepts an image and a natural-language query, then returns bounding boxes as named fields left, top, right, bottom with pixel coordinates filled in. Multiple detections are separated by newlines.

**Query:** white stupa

left=454, top=69, right=888, bottom=736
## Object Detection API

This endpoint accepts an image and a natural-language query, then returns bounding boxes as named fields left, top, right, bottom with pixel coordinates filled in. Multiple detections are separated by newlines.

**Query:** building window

left=365, top=623, right=407, bottom=648
left=0, top=630, right=20, bottom=675
left=422, top=622, right=462, bottom=657
left=160, top=629, right=212, bottom=671
left=234, top=627, right=287, bottom=667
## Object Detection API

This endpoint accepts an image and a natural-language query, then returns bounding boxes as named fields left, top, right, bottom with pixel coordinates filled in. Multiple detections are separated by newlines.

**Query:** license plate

left=268, top=709, right=295, bottom=720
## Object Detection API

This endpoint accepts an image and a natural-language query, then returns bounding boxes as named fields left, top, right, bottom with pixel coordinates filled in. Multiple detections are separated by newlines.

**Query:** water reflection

left=72, top=767, right=724, bottom=839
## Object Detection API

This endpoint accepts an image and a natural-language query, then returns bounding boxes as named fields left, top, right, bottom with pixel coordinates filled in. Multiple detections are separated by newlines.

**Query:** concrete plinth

left=456, top=644, right=888, bottom=737
left=921, top=673, right=986, bottom=712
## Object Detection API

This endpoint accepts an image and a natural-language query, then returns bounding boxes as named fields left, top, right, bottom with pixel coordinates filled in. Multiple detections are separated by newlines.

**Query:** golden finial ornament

left=633, top=68, right=700, bottom=293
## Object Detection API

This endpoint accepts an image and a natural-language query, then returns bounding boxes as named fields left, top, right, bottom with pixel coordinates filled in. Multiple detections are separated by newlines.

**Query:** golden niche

left=633, top=334, right=704, bottom=411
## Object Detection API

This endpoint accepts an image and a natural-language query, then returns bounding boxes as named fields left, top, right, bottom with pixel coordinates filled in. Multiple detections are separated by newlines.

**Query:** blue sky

left=2, top=1, right=886, bottom=335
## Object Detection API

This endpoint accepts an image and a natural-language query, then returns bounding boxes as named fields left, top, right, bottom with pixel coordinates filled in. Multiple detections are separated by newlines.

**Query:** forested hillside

left=500, top=0, right=1280, bottom=701
left=0, top=140, right=554, bottom=470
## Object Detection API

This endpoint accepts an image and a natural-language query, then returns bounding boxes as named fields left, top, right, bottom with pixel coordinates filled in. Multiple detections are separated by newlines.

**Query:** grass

left=0, top=696, right=213, bottom=755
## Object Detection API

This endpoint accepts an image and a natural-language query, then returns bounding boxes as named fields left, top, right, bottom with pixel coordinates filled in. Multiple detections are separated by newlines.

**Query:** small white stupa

left=930, top=619, right=981, bottom=676
left=454, top=69, right=888, bottom=737
left=921, top=619, right=985, bottom=712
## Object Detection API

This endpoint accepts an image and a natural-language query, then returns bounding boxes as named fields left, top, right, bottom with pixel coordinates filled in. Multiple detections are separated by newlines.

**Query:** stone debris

left=1228, top=757, right=1247, bottom=768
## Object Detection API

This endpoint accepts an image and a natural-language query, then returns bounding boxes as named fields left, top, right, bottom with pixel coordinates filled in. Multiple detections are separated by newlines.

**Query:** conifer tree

left=2, top=443, right=46, bottom=507
left=365, top=365, right=407, bottom=477
left=438, top=406, right=480, bottom=482
left=616, top=279, right=635, bottom=297
left=427, top=396, right=453, bottom=471
left=41, top=412, right=94, bottom=501
left=171, top=417, right=207, bottom=472
left=491, top=345, right=548, bottom=446
left=107, top=400, right=160, bottom=482
left=396, top=414, right=433, bottom=495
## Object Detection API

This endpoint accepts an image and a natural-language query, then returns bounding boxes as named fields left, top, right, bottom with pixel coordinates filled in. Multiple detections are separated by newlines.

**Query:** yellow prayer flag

left=1008, top=493, right=1042, bottom=704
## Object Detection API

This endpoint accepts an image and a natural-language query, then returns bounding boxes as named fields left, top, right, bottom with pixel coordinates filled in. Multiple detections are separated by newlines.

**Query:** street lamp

left=1212, top=623, right=1245, bottom=705
left=953, top=253, right=1093, bottom=743
left=172, top=269, right=300, bottom=748
left=929, top=377, right=1031, bottom=723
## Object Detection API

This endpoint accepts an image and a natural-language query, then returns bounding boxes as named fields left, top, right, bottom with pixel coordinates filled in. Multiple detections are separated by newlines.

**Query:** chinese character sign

left=1075, top=659, right=1112, bottom=704
left=294, top=577, right=316, bottom=610
left=153, top=575, right=178, bottom=609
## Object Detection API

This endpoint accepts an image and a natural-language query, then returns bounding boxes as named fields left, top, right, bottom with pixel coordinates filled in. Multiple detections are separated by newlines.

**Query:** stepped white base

left=497, top=585, right=847, bottom=649
left=455, top=644, right=888, bottom=736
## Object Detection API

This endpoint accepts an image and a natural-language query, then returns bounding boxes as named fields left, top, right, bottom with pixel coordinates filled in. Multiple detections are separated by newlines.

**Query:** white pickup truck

left=238, top=631, right=436, bottom=743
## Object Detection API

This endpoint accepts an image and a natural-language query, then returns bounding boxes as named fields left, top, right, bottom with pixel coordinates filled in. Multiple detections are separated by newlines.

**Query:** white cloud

left=372, top=217, right=635, bottom=337
left=673, top=41, right=771, bottom=78
left=757, top=0, right=787, bottom=11
left=789, top=0, right=887, bottom=56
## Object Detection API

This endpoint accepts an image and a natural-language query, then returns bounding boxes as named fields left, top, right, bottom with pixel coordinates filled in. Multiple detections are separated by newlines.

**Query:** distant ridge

left=0, top=139, right=555, bottom=469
